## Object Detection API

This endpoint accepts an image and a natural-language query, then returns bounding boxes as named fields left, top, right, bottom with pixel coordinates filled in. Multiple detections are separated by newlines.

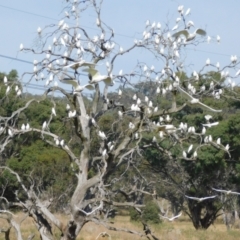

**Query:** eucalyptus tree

left=0, top=0, right=240, bottom=239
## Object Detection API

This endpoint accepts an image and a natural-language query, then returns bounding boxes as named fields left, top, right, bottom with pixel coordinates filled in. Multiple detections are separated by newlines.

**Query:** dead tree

left=0, top=0, right=240, bottom=238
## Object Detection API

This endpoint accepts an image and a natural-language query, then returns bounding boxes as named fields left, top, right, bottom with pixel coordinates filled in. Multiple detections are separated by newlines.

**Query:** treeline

left=1, top=69, right=240, bottom=224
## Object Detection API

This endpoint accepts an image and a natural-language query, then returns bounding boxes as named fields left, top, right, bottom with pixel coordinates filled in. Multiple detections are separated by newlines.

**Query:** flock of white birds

left=2, top=2, right=239, bottom=222
left=3, top=76, right=22, bottom=97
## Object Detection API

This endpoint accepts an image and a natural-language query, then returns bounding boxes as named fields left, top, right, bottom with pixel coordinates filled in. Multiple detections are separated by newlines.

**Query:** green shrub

left=129, top=207, right=141, bottom=222
left=142, top=201, right=161, bottom=224
left=130, top=202, right=161, bottom=224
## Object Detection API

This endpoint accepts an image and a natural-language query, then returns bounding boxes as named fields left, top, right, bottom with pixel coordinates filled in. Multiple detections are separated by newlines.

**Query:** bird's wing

left=69, top=61, right=96, bottom=70
left=210, top=122, right=219, bottom=126
left=188, top=144, right=193, bottom=153
left=212, top=188, right=227, bottom=193
left=82, top=67, right=98, bottom=76
left=60, top=78, right=78, bottom=88
left=197, top=101, right=222, bottom=112
left=165, top=125, right=176, bottom=130
left=174, top=212, right=182, bottom=218
left=203, top=195, right=217, bottom=200
left=103, top=76, right=113, bottom=86
left=172, top=30, right=189, bottom=39
left=178, top=86, right=222, bottom=112
left=196, top=29, right=207, bottom=36
left=84, top=84, right=95, bottom=90
left=160, top=215, right=170, bottom=220
left=231, top=191, right=240, bottom=195
left=202, top=123, right=214, bottom=127
left=185, top=195, right=198, bottom=200
left=63, top=62, right=80, bottom=70
left=81, top=62, right=96, bottom=67
left=155, top=126, right=167, bottom=132
left=177, top=86, right=194, bottom=100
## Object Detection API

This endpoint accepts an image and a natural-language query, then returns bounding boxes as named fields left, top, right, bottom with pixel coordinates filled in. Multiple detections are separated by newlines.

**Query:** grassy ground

left=1, top=214, right=240, bottom=240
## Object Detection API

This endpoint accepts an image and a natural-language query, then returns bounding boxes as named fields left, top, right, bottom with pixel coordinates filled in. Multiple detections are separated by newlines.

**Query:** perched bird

left=159, top=131, right=164, bottom=139
left=165, top=115, right=171, bottom=123
left=102, top=149, right=107, bottom=157
left=185, top=195, right=217, bottom=202
left=205, top=115, right=212, bottom=122
left=137, top=98, right=141, bottom=105
left=177, top=86, right=222, bottom=112
left=119, top=47, right=124, bottom=53
left=185, top=8, right=191, bottom=16
left=201, top=127, right=206, bottom=135
left=118, top=111, right=123, bottom=119
left=68, top=110, right=76, bottom=118
left=6, top=86, right=10, bottom=94
left=231, top=55, right=237, bottom=64
left=188, top=144, right=193, bottom=153
left=225, top=144, right=230, bottom=151
left=16, top=89, right=22, bottom=97
left=83, top=68, right=112, bottom=85
left=118, top=89, right=122, bottom=96
left=208, top=135, right=213, bottom=142
left=172, top=29, right=206, bottom=42
left=4, top=76, right=8, bottom=85
left=212, top=188, right=240, bottom=195
left=129, top=122, right=135, bottom=129
left=98, top=131, right=107, bottom=140
left=52, top=107, right=56, bottom=116
left=161, top=212, right=182, bottom=222
left=207, top=36, right=211, bottom=44
left=20, top=43, right=24, bottom=51
left=26, top=123, right=30, bottom=130
left=176, top=17, right=181, bottom=23
left=188, top=126, right=196, bottom=134
left=8, top=129, right=13, bottom=137
left=135, top=132, right=139, bottom=139
left=37, top=27, right=42, bottom=35
left=172, top=24, right=179, bottom=31
left=42, top=121, right=47, bottom=130
left=60, top=139, right=64, bottom=147
left=91, top=118, right=97, bottom=127
left=55, top=138, right=60, bottom=145
left=178, top=5, right=184, bottom=14
left=206, top=58, right=211, bottom=66
left=132, top=94, right=137, bottom=100
left=66, top=104, right=71, bottom=111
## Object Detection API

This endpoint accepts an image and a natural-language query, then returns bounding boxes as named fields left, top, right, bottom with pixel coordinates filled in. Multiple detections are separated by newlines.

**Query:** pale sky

left=0, top=1, right=239, bottom=94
